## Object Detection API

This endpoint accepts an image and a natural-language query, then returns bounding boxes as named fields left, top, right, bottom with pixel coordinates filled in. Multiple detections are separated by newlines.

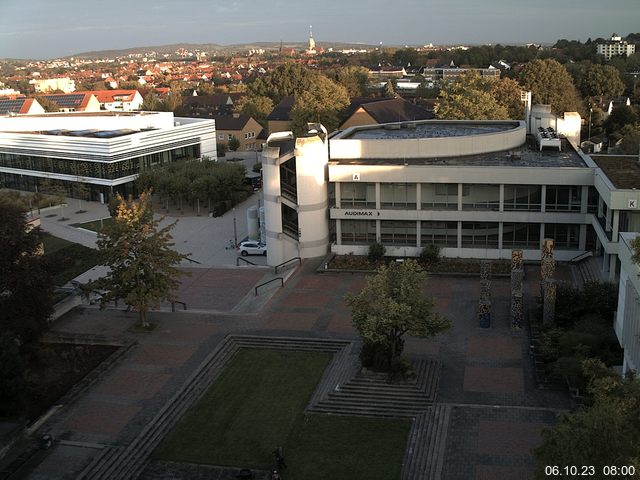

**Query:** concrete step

left=312, top=403, right=425, bottom=418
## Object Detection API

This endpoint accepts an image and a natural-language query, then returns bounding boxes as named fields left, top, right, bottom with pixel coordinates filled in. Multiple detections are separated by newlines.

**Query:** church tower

left=307, top=25, right=316, bottom=55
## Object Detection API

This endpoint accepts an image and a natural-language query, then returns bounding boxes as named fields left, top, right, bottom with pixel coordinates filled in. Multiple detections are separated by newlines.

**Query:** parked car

left=238, top=241, right=267, bottom=256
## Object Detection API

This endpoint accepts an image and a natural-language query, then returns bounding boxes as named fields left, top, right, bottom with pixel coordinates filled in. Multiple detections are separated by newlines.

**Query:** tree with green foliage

left=344, top=259, right=451, bottom=374
left=519, top=59, right=582, bottom=115
left=88, top=191, right=189, bottom=327
left=383, top=80, right=396, bottom=98
left=0, top=332, right=27, bottom=414
left=228, top=136, right=241, bottom=152
left=491, top=77, right=526, bottom=119
left=604, top=105, right=638, bottom=134
left=247, top=63, right=319, bottom=104
left=330, top=65, right=371, bottom=98
left=436, top=71, right=508, bottom=120
left=289, top=76, right=350, bottom=134
left=0, top=199, right=53, bottom=343
left=576, top=63, right=625, bottom=99
left=141, top=92, right=162, bottom=111
left=534, top=359, right=640, bottom=479
left=232, top=94, right=274, bottom=128
left=617, top=125, right=640, bottom=155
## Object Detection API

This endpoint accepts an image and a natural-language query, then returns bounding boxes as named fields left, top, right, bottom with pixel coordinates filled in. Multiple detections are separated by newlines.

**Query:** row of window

left=217, top=132, right=256, bottom=141
left=340, top=220, right=581, bottom=249
left=338, top=182, right=594, bottom=212
left=0, top=146, right=199, bottom=180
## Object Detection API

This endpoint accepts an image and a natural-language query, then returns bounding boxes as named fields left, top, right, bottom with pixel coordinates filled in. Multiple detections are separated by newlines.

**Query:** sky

left=0, top=0, right=638, bottom=59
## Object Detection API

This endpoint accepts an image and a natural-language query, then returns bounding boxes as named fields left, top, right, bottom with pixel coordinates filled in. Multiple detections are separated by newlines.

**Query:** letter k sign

left=629, top=199, right=637, bottom=209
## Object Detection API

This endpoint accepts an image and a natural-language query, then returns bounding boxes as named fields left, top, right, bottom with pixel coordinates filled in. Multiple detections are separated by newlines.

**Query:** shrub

left=367, top=242, right=386, bottom=263
left=419, top=244, right=440, bottom=264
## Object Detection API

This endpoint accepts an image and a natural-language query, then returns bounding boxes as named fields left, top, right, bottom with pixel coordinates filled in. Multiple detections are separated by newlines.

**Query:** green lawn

left=154, top=349, right=411, bottom=479
left=42, top=234, right=100, bottom=286
left=71, top=217, right=113, bottom=233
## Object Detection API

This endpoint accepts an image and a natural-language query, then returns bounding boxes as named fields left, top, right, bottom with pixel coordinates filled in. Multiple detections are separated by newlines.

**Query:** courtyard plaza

left=14, top=237, right=574, bottom=479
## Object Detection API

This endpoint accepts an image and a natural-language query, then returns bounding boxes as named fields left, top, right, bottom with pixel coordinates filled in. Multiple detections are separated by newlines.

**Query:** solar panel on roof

left=43, top=94, right=86, bottom=108
left=0, top=99, right=26, bottom=113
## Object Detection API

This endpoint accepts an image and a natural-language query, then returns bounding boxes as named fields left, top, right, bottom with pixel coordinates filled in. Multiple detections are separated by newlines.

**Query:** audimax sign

left=344, top=211, right=380, bottom=216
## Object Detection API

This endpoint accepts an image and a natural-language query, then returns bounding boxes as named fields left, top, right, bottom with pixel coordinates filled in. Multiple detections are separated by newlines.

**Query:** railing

left=569, top=251, right=593, bottom=263
left=274, top=256, right=301, bottom=274
left=184, top=256, right=202, bottom=265
left=171, top=301, right=187, bottom=312
left=236, top=257, right=257, bottom=266
left=254, top=277, right=283, bottom=296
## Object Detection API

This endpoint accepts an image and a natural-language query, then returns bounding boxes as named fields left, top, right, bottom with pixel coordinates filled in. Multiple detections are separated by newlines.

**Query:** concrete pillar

left=458, top=183, right=463, bottom=211
left=416, top=184, right=422, bottom=210
left=612, top=210, right=620, bottom=240
left=579, top=224, right=587, bottom=251
left=498, top=222, right=504, bottom=250
left=540, top=185, right=546, bottom=213
left=376, top=219, right=381, bottom=243
left=416, top=220, right=421, bottom=248
left=336, top=219, right=342, bottom=246
left=457, top=220, right=462, bottom=249
left=606, top=206, right=612, bottom=232
left=580, top=185, right=589, bottom=214
left=499, top=184, right=504, bottom=213
left=598, top=196, right=603, bottom=218
left=335, top=182, right=341, bottom=208
left=539, top=224, right=545, bottom=249
left=375, top=183, right=381, bottom=210
left=609, top=254, right=617, bottom=282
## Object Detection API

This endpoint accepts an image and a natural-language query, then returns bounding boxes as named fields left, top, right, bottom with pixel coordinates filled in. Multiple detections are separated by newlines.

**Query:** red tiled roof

left=77, top=89, right=138, bottom=103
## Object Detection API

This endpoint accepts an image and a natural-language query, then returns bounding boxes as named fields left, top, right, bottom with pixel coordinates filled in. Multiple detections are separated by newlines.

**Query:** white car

left=238, top=241, right=267, bottom=256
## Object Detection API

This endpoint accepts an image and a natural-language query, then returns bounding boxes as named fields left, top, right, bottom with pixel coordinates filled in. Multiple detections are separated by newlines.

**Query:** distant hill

left=69, top=41, right=380, bottom=59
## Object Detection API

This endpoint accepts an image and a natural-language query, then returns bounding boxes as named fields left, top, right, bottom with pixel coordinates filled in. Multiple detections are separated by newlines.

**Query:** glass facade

left=422, top=183, right=457, bottom=210
left=502, top=223, right=541, bottom=249
left=341, top=219, right=376, bottom=245
left=380, top=220, right=416, bottom=245
left=340, top=182, right=376, bottom=208
left=462, top=184, right=500, bottom=211
left=380, top=183, right=416, bottom=209
left=420, top=221, right=458, bottom=247
left=461, top=222, right=499, bottom=248
left=503, top=185, right=542, bottom=211
left=544, top=223, right=579, bottom=249
left=546, top=186, right=581, bottom=212
left=0, top=145, right=199, bottom=181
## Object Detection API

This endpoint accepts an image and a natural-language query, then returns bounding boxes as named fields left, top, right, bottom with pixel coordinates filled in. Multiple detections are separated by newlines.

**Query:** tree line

left=136, top=159, right=251, bottom=216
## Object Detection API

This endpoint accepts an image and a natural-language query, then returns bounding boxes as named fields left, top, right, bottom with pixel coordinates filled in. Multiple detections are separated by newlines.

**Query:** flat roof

left=592, top=155, right=640, bottom=189
left=340, top=121, right=519, bottom=140
left=332, top=136, right=587, bottom=168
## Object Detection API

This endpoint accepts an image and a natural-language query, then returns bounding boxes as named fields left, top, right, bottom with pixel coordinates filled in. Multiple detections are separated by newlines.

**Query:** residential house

left=0, top=97, right=45, bottom=115
left=267, top=96, right=295, bottom=135
left=82, top=90, right=144, bottom=111
left=213, top=114, right=263, bottom=151
left=38, top=93, right=101, bottom=112
left=339, top=97, right=434, bottom=130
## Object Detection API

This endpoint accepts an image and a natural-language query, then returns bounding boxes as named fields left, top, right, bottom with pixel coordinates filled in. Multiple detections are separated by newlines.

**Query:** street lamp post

left=233, top=208, right=238, bottom=248
left=588, top=107, right=593, bottom=140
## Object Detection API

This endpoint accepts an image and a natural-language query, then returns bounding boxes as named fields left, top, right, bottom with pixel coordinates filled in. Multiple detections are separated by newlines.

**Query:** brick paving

left=21, top=260, right=574, bottom=479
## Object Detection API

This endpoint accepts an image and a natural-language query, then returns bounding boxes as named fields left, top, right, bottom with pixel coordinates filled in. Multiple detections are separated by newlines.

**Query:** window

left=341, top=220, right=376, bottom=244
left=340, top=182, right=376, bottom=208
left=218, top=134, right=224, bottom=140
left=381, top=220, right=417, bottom=245
left=545, top=186, right=581, bottom=212
left=544, top=224, right=579, bottom=249
left=503, top=185, right=542, bottom=211
left=380, top=183, right=416, bottom=209
left=228, top=134, right=233, bottom=140
left=422, top=183, right=457, bottom=210
left=502, top=223, right=540, bottom=249
left=421, top=221, right=457, bottom=247
left=461, top=222, right=499, bottom=248
left=461, top=184, right=500, bottom=211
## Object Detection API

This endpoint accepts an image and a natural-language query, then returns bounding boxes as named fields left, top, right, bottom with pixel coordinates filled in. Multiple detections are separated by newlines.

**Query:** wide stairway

left=309, top=358, right=441, bottom=418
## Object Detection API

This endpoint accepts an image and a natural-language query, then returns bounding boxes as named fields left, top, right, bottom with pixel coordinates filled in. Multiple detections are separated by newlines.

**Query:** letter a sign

left=352, top=173, right=360, bottom=181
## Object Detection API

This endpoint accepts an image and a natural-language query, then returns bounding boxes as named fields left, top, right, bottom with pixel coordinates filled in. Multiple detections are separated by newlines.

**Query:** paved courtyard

left=14, top=251, right=572, bottom=479
left=0, top=147, right=602, bottom=478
